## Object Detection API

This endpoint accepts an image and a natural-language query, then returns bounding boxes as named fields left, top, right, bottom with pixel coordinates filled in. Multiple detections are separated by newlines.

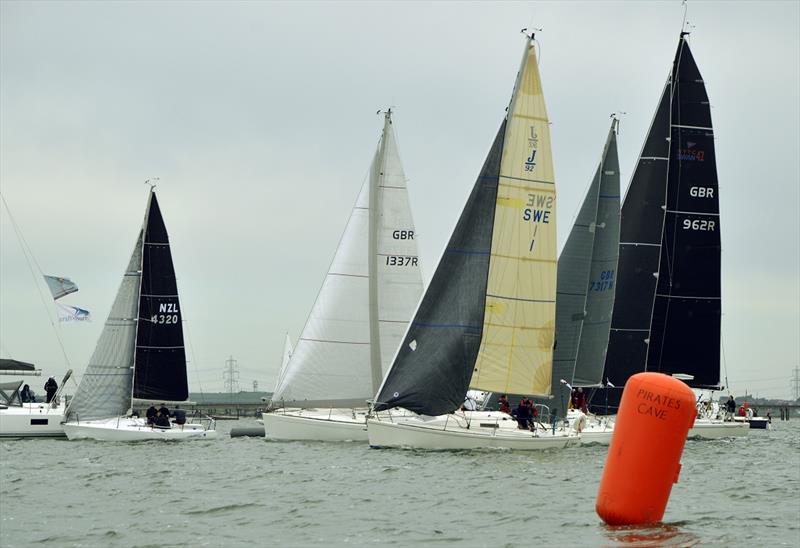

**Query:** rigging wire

left=0, top=192, right=72, bottom=370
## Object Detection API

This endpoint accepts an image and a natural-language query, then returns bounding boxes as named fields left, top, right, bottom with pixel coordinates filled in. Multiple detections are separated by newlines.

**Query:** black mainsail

left=594, top=34, right=721, bottom=409
left=132, top=191, right=188, bottom=401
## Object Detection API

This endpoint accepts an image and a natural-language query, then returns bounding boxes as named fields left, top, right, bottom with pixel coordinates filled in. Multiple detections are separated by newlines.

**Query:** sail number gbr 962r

left=150, top=302, right=180, bottom=324
left=682, top=218, right=715, bottom=231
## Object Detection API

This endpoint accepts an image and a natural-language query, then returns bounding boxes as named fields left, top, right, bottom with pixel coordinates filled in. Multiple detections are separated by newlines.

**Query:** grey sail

left=66, top=231, right=143, bottom=421
left=574, top=123, right=620, bottom=385
left=373, top=123, right=504, bottom=415
left=552, top=121, right=620, bottom=390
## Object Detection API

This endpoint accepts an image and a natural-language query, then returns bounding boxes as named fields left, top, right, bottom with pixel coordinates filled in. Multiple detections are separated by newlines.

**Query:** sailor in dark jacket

left=154, top=411, right=171, bottom=428
left=725, top=395, right=736, bottom=417
left=44, top=377, right=58, bottom=403
left=516, top=400, right=532, bottom=430
left=146, top=405, right=158, bottom=425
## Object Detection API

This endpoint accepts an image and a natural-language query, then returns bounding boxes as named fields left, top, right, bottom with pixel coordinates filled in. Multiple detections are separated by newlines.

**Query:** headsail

left=374, top=36, right=557, bottom=415
left=603, top=35, right=721, bottom=389
left=552, top=121, right=620, bottom=390
left=271, top=113, right=422, bottom=407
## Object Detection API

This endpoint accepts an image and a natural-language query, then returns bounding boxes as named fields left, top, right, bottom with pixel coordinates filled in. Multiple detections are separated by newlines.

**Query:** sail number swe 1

left=522, top=193, right=554, bottom=224
left=589, top=270, right=615, bottom=292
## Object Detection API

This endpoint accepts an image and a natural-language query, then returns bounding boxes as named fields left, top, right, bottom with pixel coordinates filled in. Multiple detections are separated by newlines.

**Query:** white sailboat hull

left=0, top=402, right=67, bottom=438
left=262, top=409, right=368, bottom=442
left=367, top=417, right=577, bottom=450
left=687, top=419, right=749, bottom=440
left=63, top=417, right=217, bottom=441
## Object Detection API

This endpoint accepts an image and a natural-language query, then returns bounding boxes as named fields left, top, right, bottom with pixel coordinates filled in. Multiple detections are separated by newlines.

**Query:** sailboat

left=589, top=33, right=747, bottom=440
left=366, top=34, right=577, bottom=450
left=0, top=360, right=72, bottom=438
left=0, top=194, right=77, bottom=437
left=551, top=117, right=621, bottom=445
left=263, top=110, right=423, bottom=441
left=62, top=189, right=216, bottom=441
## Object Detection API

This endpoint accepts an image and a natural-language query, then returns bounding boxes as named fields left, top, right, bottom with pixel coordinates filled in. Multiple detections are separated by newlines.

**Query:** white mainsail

left=271, top=112, right=423, bottom=407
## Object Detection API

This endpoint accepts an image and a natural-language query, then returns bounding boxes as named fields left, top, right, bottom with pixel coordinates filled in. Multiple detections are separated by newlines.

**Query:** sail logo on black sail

left=678, top=141, right=705, bottom=162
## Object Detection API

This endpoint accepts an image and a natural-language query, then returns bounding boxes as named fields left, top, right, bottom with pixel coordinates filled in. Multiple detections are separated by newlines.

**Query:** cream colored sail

left=470, top=38, right=556, bottom=396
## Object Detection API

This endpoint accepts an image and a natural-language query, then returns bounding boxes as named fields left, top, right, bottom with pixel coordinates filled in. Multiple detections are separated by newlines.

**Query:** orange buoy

left=596, top=372, right=696, bottom=525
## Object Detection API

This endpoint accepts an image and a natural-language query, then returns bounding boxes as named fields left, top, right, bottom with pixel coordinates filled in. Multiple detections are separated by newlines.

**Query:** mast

left=367, top=110, right=391, bottom=394
left=129, top=189, right=153, bottom=408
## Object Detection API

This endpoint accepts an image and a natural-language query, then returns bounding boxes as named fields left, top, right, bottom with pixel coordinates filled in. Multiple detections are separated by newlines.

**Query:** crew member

left=44, top=377, right=58, bottom=403
left=146, top=405, right=158, bottom=425
left=498, top=394, right=511, bottom=415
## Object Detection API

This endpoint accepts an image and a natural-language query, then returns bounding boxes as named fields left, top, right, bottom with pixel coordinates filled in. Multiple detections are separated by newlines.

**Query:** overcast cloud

left=1, top=1, right=798, bottom=398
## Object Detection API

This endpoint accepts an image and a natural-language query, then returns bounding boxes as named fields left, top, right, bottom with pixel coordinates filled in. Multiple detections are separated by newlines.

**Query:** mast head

left=520, top=27, right=541, bottom=42
left=376, top=108, right=393, bottom=124
left=144, top=178, right=159, bottom=191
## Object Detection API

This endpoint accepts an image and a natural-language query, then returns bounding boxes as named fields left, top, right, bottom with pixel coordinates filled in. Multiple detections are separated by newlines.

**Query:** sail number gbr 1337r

left=384, top=229, right=418, bottom=266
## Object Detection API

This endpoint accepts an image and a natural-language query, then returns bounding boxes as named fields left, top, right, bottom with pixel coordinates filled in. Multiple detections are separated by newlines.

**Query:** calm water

left=1, top=420, right=798, bottom=547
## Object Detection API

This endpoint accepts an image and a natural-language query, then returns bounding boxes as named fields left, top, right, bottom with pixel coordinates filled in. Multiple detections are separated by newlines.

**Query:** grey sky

left=1, top=1, right=798, bottom=399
